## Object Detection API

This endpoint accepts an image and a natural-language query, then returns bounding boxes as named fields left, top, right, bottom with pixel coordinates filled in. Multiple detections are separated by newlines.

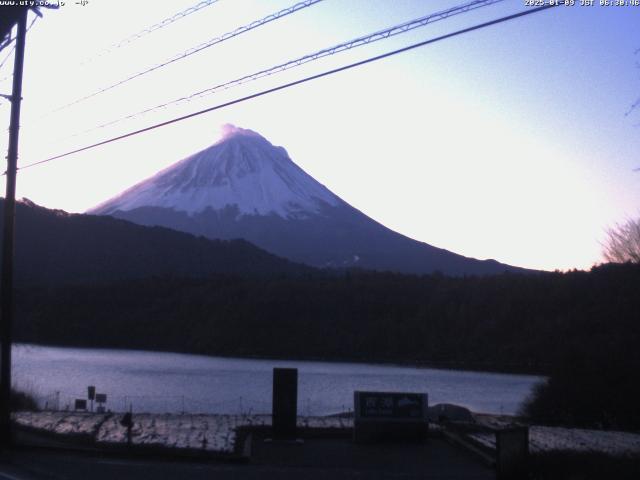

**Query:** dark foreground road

left=0, top=436, right=494, bottom=480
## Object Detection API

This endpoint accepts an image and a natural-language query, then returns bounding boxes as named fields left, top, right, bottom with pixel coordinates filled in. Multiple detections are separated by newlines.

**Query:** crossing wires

left=80, top=0, right=223, bottom=65
left=0, top=14, right=38, bottom=84
left=0, top=14, right=40, bottom=109
left=50, top=0, right=326, bottom=114
left=15, top=4, right=558, bottom=173
left=73, top=0, right=507, bottom=137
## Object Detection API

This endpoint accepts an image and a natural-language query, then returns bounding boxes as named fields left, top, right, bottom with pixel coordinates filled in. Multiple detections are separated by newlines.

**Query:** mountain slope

left=91, top=125, right=526, bottom=275
left=1, top=198, right=310, bottom=286
left=92, top=125, right=341, bottom=219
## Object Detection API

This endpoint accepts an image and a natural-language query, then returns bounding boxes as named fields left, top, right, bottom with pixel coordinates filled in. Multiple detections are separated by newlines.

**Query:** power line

left=80, top=0, right=223, bottom=66
left=0, top=44, right=15, bottom=75
left=0, top=15, right=37, bottom=81
left=0, top=14, right=39, bottom=89
left=0, top=36, right=15, bottom=55
left=16, top=4, right=558, bottom=174
left=74, top=0, right=506, bottom=137
left=50, top=0, right=325, bottom=114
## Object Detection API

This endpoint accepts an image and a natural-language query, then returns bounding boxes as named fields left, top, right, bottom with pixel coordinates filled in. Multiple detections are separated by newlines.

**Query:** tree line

left=12, top=262, right=639, bottom=375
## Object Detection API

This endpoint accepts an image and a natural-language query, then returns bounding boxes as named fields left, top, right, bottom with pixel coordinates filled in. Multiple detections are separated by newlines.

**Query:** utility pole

left=0, top=8, right=28, bottom=448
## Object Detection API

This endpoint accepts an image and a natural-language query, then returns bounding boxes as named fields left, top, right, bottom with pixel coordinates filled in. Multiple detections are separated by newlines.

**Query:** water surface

left=13, top=344, right=543, bottom=415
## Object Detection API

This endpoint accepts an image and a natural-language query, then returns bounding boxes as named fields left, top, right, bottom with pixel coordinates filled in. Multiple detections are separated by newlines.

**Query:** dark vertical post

left=272, top=367, right=297, bottom=439
left=0, top=8, right=28, bottom=448
left=88, top=385, right=95, bottom=412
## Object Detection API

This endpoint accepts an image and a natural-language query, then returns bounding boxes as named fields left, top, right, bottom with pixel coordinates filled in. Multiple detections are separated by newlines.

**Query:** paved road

left=0, top=437, right=494, bottom=479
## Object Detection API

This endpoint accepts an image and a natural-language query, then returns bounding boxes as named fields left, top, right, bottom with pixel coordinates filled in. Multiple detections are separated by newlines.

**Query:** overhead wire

left=0, top=14, right=38, bottom=103
left=0, top=14, right=39, bottom=87
left=0, top=36, right=15, bottom=55
left=49, top=0, right=326, bottom=114
left=0, top=44, right=16, bottom=75
left=14, top=4, right=558, bottom=174
left=71, top=0, right=506, bottom=138
left=80, top=0, right=223, bottom=66
left=103, top=0, right=221, bottom=49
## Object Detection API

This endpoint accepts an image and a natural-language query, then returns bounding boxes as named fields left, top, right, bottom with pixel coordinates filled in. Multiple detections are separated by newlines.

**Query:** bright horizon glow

left=1, top=0, right=639, bottom=272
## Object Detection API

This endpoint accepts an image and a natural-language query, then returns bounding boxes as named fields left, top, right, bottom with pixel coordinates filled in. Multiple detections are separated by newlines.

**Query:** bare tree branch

left=603, top=218, right=640, bottom=264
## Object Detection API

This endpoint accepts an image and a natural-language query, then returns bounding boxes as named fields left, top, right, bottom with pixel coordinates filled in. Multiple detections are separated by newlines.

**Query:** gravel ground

left=468, top=426, right=640, bottom=457
left=13, top=411, right=353, bottom=454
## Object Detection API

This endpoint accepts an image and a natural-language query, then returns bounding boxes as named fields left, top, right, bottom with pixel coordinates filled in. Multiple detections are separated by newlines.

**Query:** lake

left=12, top=344, right=543, bottom=416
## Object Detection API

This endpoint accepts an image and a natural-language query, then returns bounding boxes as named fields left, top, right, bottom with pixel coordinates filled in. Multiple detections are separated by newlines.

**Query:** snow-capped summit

left=90, top=126, right=525, bottom=275
left=219, top=123, right=262, bottom=139
left=91, top=124, right=341, bottom=219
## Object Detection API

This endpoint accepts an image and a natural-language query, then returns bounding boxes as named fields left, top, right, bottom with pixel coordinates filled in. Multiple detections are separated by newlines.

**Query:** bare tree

left=604, top=52, right=640, bottom=263
left=603, top=217, right=640, bottom=263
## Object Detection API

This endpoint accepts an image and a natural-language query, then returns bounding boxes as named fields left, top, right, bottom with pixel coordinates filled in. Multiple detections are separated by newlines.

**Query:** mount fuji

left=90, top=125, right=522, bottom=275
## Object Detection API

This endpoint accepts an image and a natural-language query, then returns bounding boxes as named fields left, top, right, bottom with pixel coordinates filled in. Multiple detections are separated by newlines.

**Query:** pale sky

left=0, top=0, right=639, bottom=271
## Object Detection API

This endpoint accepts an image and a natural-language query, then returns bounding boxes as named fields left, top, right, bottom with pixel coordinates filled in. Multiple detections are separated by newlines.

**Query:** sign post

left=87, top=385, right=95, bottom=412
left=95, top=393, right=107, bottom=413
left=354, top=391, right=428, bottom=443
left=272, top=368, right=298, bottom=439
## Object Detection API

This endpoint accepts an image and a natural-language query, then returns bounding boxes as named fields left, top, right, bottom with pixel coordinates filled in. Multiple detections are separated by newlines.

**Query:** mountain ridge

left=1, top=198, right=312, bottom=287
left=90, top=125, right=531, bottom=276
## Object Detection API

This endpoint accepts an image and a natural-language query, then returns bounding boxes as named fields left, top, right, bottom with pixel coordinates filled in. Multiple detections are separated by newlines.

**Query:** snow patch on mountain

left=90, top=125, right=341, bottom=219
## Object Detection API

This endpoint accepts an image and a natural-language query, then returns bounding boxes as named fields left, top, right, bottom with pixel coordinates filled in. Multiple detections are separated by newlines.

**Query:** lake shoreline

left=14, top=343, right=543, bottom=416
left=14, top=341, right=549, bottom=377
